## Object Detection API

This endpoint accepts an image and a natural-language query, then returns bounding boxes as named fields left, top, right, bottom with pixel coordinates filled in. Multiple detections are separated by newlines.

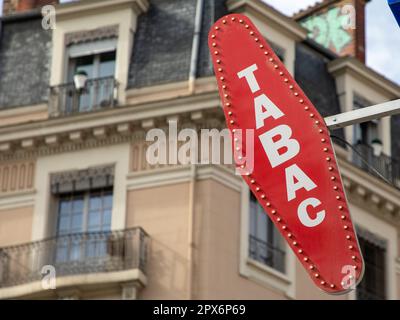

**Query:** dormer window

left=350, top=94, right=397, bottom=185
left=68, top=51, right=116, bottom=82
left=353, top=94, right=379, bottom=146
left=67, top=51, right=116, bottom=113
left=49, top=25, right=120, bottom=117
left=354, top=120, right=379, bottom=146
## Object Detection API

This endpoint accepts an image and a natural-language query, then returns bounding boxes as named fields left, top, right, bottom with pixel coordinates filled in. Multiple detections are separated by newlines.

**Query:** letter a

left=254, top=94, right=284, bottom=129
left=285, top=164, right=317, bottom=201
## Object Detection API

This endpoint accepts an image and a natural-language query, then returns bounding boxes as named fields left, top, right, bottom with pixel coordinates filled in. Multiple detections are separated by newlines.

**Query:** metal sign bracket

left=325, top=99, right=400, bottom=129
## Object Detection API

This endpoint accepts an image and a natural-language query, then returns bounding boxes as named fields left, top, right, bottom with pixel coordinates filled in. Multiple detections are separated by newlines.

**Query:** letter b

left=259, top=124, right=300, bottom=168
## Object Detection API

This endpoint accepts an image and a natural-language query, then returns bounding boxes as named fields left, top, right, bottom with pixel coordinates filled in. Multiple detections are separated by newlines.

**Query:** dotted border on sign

left=209, top=15, right=362, bottom=292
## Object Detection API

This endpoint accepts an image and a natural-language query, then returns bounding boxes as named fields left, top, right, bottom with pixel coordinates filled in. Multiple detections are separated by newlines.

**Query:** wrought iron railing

left=49, top=76, right=118, bottom=117
left=352, top=143, right=400, bottom=189
left=0, top=227, right=149, bottom=289
left=249, top=235, right=285, bottom=273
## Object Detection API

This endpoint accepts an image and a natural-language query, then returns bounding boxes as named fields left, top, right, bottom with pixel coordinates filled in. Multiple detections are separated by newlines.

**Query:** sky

left=263, top=0, right=400, bottom=85
left=0, top=0, right=398, bottom=85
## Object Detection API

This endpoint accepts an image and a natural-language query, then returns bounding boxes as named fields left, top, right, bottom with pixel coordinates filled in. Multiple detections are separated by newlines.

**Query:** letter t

left=237, top=64, right=260, bottom=93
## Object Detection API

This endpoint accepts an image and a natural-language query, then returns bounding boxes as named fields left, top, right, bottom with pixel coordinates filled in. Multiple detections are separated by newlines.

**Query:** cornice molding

left=51, top=164, right=115, bottom=194
left=0, top=133, right=133, bottom=162
left=65, top=25, right=119, bottom=46
left=226, top=0, right=308, bottom=41
left=0, top=189, right=36, bottom=211
left=55, top=0, right=150, bottom=19
left=126, top=164, right=242, bottom=193
left=0, top=111, right=226, bottom=162
left=0, top=92, right=221, bottom=144
left=328, top=57, right=400, bottom=99
left=337, top=156, right=400, bottom=226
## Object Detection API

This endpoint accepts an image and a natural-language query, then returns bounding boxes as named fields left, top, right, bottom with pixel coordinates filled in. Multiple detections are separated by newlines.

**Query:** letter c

left=297, top=197, right=326, bottom=227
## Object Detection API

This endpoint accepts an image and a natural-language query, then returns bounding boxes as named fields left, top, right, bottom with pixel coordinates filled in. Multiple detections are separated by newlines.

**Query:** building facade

left=0, top=0, right=399, bottom=300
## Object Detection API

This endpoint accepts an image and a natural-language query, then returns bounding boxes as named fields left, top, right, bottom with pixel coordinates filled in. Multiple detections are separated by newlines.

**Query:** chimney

left=294, top=0, right=370, bottom=63
left=354, top=0, right=368, bottom=62
left=3, top=0, right=59, bottom=16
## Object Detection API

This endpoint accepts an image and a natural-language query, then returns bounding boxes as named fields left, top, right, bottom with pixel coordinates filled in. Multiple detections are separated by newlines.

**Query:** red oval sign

left=209, top=14, right=364, bottom=294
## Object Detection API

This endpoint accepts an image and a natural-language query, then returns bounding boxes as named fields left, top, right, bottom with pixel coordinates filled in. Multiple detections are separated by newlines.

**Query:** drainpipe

left=0, top=19, right=2, bottom=49
left=187, top=163, right=197, bottom=299
left=187, top=0, right=203, bottom=297
left=188, top=0, right=204, bottom=94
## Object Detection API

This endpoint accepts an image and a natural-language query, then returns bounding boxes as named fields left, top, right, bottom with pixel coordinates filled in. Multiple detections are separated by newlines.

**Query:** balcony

left=0, top=227, right=149, bottom=299
left=49, top=76, right=118, bottom=118
left=249, top=235, right=285, bottom=273
left=352, top=143, right=400, bottom=189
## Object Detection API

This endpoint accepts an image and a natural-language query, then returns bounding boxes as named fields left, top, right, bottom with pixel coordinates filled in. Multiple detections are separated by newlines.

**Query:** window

left=352, top=94, right=382, bottom=173
left=68, top=51, right=116, bottom=81
left=269, top=41, right=285, bottom=63
left=67, top=51, right=116, bottom=113
left=353, top=120, right=380, bottom=170
left=356, top=235, right=387, bottom=300
left=49, top=165, right=115, bottom=272
left=353, top=94, right=379, bottom=146
left=249, top=192, right=286, bottom=273
left=354, top=120, right=379, bottom=146
left=55, top=187, right=113, bottom=263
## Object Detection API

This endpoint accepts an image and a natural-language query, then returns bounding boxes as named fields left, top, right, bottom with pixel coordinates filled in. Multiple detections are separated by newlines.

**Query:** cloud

left=366, top=0, right=400, bottom=85
left=262, top=0, right=400, bottom=85
left=262, top=0, right=319, bottom=16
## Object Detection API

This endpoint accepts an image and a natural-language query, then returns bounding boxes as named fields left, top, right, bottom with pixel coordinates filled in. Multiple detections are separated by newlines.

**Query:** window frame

left=248, top=192, right=286, bottom=273
left=63, top=50, right=117, bottom=114
left=355, top=230, right=387, bottom=300
left=239, top=182, right=296, bottom=297
left=67, top=50, right=117, bottom=82
left=55, top=187, right=114, bottom=236
left=53, top=187, right=114, bottom=264
left=346, top=215, right=397, bottom=301
left=352, top=93, right=381, bottom=146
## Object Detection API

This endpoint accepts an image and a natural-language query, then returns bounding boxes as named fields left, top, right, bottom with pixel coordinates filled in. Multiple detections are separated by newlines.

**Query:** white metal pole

left=324, top=99, right=400, bottom=130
